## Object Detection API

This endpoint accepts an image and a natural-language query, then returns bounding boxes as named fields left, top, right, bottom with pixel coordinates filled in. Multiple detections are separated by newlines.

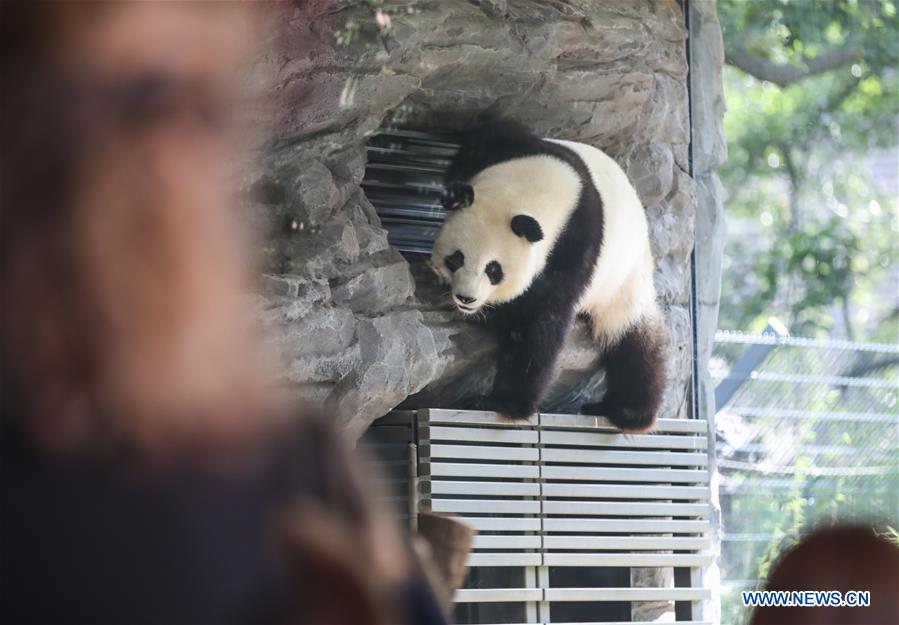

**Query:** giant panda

left=430, top=119, right=667, bottom=432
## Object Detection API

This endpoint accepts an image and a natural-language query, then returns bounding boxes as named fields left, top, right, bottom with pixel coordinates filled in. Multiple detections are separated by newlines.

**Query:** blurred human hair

left=0, top=5, right=447, bottom=624
left=750, top=524, right=899, bottom=625
left=0, top=2, right=280, bottom=461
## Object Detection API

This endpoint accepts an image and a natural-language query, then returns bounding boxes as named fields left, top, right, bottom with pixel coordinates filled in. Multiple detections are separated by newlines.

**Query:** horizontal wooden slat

left=467, top=552, right=542, bottom=567
left=545, top=622, right=712, bottom=625
left=421, top=425, right=538, bottom=444
left=543, top=500, right=709, bottom=517
left=544, top=553, right=713, bottom=567
left=540, top=413, right=707, bottom=434
left=427, top=462, right=541, bottom=479
left=542, top=430, right=707, bottom=450
left=545, top=587, right=711, bottom=602
left=473, top=535, right=541, bottom=550
left=420, top=409, right=534, bottom=427
left=424, top=480, right=540, bottom=497
left=421, top=444, right=539, bottom=462
left=455, top=588, right=542, bottom=603
left=542, top=535, right=710, bottom=550
left=475, top=622, right=712, bottom=625
left=461, top=517, right=542, bottom=532
left=541, top=466, right=708, bottom=483
left=542, top=483, right=708, bottom=500
left=541, top=448, right=707, bottom=467
left=420, top=410, right=707, bottom=435
left=543, top=518, right=710, bottom=534
left=428, top=499, right=541, bottom=514
left=454, top=586, right=711, bottom=603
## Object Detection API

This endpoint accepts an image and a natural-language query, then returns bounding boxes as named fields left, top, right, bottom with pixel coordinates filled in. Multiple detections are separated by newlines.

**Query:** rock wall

left=251, top=0, right=708, bottom=439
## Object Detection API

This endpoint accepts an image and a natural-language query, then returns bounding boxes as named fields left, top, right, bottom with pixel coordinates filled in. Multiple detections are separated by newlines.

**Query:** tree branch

left=725, top=41, right=859, bottom=87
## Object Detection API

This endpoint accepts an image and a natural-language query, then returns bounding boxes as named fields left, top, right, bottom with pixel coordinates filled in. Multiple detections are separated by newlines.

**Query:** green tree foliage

left=718, top=0, right=899, bottom=340
left=716, top=4, right=899, bottom=623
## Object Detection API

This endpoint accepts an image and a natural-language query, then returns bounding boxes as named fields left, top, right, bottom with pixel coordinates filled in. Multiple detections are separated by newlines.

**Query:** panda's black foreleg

left=581, top=314, right=668, bottom=432
left=485, top=310, right=575, bottom=421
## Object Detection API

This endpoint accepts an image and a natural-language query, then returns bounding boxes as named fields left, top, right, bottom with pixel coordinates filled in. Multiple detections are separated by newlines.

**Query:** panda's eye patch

left=485, top=260, right=503, bottom=285
left=444, top=250, right=464, bottom=273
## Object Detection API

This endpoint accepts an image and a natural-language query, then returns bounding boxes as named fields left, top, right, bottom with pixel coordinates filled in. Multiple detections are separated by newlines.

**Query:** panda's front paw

left=442, top=181, right=474, bottom=211
left=479, top=395, right=537, bottom=422
left=581, top=400, right=656, bottom=433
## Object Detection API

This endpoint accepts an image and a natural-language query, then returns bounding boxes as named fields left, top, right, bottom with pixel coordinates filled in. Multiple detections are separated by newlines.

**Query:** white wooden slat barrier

left=362, top=408, right=714, bottom=624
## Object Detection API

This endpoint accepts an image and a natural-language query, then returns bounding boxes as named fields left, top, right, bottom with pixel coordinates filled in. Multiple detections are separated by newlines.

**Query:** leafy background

left=716, top=2, right=898, bottom=622
left=719, top=0, right=898, bottom=341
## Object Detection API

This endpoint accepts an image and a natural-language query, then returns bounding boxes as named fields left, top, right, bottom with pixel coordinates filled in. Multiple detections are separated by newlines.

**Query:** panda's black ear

left=442, top=181, right=474, bottom=211
left=511, top=215, right=543, bottom=243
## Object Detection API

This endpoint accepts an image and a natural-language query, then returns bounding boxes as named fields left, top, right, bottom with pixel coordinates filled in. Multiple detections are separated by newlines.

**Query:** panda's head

left=431, top=181, right=545, bottom=314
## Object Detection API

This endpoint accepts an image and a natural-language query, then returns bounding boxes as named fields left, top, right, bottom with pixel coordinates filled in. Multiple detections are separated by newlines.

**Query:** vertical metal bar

left=680, top=0, right=702, bottom=424
left=408, top=441, right=418, bottom=532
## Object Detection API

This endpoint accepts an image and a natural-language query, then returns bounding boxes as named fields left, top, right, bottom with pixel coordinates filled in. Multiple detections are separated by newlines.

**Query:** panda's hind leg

left=581, top=312, right=668, bottom=432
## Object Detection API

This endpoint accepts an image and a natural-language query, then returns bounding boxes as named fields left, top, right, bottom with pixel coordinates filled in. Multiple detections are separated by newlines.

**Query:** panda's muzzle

left=453, top=294, right=478, bottom=312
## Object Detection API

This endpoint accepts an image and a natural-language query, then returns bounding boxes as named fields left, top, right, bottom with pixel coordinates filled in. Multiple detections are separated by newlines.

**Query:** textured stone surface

left=249, top=0, right=720, bottom=439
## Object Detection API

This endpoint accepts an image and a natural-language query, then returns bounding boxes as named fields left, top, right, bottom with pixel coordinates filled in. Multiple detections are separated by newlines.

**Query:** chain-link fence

left=711, top=329, right=899, bottom=624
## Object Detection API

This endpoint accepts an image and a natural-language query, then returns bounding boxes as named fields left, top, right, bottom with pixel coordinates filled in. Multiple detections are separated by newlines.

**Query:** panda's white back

left=547, top=139, right=658, bottom=346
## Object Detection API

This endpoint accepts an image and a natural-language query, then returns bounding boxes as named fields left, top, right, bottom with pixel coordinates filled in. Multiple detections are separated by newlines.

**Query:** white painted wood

left=428, top=462, right=541, bottom=479
left=467, top=552, right=543, bottom=567
left=474, top=535, right=542, bottom=549
left=540, top=412, right=708, bottom=433
left=543, top=553, right=713, bottom=567
left=542, top=430, right=707, bottom=450
left=541, top=483, right=709, bottom=500
left=430, top=498, right=541, bottom=514
left=421, top=443, right=539, bottom=461
left=473, top=622, right=713, bottom=625
left=542, top=535, right=711, bottom=550
left=463, top=517, right=542, bottom=532
left=424, top=480, right=541, bottom=497
left=524, top=568, right=538, bottom=624
left=421, top=408, right=535, bottom=427
left=540, top=465, right=708, bottom=483
left=537, top=566, right=551, bottom=624
left=543, top=500, right=709, bottom=517
left=541, top=448, right=707, bottom=466
left=455, top=588, right=543, bottom=603
left=421, top=409, right=707, bottom=435
left=545, top=587, right=712, bottom=602
left=540, top=622, right=712, bottom=625
left=402, top=409, right=715, bottom=617
left=542, top=518, right=710, bottom=534
left=422, top=425, right=539, bottom=444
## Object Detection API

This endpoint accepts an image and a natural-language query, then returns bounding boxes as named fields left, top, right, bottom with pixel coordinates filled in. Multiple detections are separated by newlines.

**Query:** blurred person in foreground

left=0, top=4, right=445, bottom=624
left=750, top=525, right=899, bottom=625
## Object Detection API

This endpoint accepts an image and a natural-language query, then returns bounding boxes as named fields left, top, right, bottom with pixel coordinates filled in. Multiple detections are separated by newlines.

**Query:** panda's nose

left=455, top=294, right=476, bottom=305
